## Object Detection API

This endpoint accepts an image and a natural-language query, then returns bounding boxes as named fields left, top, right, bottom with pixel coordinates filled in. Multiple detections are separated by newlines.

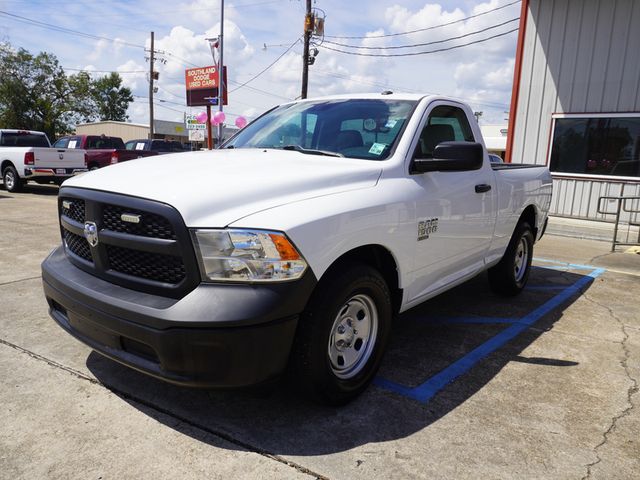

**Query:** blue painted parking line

left=405, top=315, right=519, bottom=325
left=374, top=261, right=606, bottom=404
left=526, top=285, right=568, bottom=291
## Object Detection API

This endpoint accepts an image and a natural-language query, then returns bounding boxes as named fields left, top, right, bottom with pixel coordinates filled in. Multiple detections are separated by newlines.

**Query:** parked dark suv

left=125, top=139, right=185, bottom=154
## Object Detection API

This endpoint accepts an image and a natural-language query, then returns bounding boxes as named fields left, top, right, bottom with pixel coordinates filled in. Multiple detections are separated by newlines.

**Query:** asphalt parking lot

left=1, top=184, right=639, bottom=480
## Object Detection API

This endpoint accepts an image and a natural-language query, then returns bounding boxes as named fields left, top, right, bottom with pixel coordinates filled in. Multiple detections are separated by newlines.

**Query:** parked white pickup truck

left=42, top=93, right=552, bottom=404
left=0, top=129, right=87, bottom=192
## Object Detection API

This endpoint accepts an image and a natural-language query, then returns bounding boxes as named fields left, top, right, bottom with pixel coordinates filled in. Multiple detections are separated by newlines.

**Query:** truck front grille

left=63, top=230, right=92, bottom=263
left=58, top=189, right=199, bottom=298
left=61, top=198, right=85, bottom=223
left=106, top=245, right=186, bottom=284
left=103, top=204, right=176, bottom=240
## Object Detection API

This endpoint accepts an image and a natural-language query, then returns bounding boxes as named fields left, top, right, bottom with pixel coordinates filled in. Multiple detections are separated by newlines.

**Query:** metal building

left=507, top=0, right=640, bottom=227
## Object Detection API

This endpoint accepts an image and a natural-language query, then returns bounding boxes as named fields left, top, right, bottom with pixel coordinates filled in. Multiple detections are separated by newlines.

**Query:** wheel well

left=322, top=245, right=402, bottom=314
left=520, top=205, right=537, bottom=237
left=1, top=160, right=15, bottom=174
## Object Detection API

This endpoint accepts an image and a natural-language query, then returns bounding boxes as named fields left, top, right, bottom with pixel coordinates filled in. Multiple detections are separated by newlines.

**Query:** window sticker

left=369, top=142, right=386, bottom=155
left=385, top=119, right=398, bottom=129
left=363, top=118, right=376, bottom=131
left=135, top=143, right=146, bottom=150
left=68, top=140, right=77, bottom=149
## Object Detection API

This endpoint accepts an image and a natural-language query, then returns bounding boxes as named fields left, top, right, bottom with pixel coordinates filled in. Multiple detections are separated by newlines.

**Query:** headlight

left=192, top=229, right=308, bottom=282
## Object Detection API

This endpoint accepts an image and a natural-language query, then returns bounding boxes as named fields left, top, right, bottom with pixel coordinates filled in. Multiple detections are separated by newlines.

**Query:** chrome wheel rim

left=328, top=293, right=378, bottom=379
left=4, top=170, right=15, bottom=190
left=514, top=236, right=529, bottom=283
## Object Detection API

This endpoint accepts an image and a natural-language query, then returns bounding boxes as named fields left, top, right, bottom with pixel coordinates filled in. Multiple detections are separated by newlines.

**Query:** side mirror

left=412, top=141, right=484, bottom=173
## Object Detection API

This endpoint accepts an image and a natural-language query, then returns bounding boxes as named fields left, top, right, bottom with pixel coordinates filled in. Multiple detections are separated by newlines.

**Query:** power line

left=134, top=95, right=185, bottom=107
left=156, top=84, right=185, bottom=99
left=228, top=80, right=291, bottom=101
left=0, top=11, right=146, bottom=49
left=324, top=17, right=519, bottom=50
left=64, top=67, right=146, bottom=74
left=4, top=0, right=282, bottom=19
left=312, top=70, right=510, bottom=109
left=230, top=37, right=301, bottom=93
left=152, top=102, right=186, bottom=114
left=321, top=28, right=519, bottom=57
left=325, top=0, right=521, bottom=39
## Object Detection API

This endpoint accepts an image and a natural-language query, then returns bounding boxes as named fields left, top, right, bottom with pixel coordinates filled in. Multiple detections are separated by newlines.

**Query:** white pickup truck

left=0, top=129, right=87, bottom=192
left=42, top=93, right=552, bottom=404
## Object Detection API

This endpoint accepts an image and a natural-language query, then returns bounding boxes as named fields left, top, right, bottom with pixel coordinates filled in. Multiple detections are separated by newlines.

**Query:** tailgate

left=33, top=148, right=86, bottom=170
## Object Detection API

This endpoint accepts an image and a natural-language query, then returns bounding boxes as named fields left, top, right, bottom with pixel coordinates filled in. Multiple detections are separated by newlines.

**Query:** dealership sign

left=185, top=65, right=228, bottom=107
left=185, top=114, right=206, bottom=130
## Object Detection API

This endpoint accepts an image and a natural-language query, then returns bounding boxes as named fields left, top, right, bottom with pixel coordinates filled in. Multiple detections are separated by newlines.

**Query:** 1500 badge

left=418, top=218, right=438, bottom=241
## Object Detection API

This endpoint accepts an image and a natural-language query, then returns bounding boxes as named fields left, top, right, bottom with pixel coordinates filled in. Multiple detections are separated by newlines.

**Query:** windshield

left=224, top=98, right=417, bottom=160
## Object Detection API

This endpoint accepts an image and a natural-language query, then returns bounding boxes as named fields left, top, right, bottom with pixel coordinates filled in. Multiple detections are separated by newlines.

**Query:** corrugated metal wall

left=551, top=178, right=640, bottom=223
left=511, top=0, right=640, bottom=221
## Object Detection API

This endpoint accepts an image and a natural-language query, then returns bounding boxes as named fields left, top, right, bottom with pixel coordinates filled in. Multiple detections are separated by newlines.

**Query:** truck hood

left=63, top=148, right=383, bottom=227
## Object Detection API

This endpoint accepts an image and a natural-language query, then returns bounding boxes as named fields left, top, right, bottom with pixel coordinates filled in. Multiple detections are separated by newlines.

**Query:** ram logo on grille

left=83, top=221, right=99, bottom=247
left=121, top=213, right=141, bottom=224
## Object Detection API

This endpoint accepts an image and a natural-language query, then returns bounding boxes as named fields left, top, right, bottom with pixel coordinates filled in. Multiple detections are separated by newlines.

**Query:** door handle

left=475, top=184, right=492, bottom=193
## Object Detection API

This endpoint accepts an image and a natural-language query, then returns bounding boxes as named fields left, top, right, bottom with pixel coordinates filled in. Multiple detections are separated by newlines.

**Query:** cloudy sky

left=0, top=0, right=520, bottom=125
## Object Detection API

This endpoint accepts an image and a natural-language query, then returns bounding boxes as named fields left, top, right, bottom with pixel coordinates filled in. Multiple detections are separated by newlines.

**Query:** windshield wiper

left=281, top=144, right=343, bottom=157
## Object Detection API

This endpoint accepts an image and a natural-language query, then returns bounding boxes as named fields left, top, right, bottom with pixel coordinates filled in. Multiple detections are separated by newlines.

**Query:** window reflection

left=550, top=116, right=640, bottom=178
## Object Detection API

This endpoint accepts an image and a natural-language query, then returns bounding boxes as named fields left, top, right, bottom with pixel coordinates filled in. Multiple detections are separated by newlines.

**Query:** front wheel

left=290, top=264, right=392, bottom=405
left=2, top=166, right=23, bottom=193
left=488, top=221, right=534, bottom=296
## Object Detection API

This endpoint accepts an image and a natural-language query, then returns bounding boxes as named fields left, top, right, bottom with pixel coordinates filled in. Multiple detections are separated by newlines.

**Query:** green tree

left=0, top=42, right=95, bottom=139
left=91, top=72, right=133, bottom=121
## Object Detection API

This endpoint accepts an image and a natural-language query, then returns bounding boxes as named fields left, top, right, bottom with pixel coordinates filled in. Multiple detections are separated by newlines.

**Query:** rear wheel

left=2, top=165, right=22, bottom=192
left=290, top=264, right=392, bottom=405
left=488, top=221, right=534, bottom=296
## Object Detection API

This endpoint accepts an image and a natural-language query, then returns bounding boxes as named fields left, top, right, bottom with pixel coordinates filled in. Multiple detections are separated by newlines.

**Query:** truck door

left=407, top=102, right=496, bottom=303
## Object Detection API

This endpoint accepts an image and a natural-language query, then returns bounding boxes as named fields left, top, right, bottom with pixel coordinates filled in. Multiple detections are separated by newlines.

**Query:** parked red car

left=53, top=135, right=158, bottom=169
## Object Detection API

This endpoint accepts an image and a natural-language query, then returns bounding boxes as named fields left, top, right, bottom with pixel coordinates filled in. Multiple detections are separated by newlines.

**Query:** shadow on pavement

left=0, top=183, right=59, bottom=196
left=86, top=266, right=595, bottom=456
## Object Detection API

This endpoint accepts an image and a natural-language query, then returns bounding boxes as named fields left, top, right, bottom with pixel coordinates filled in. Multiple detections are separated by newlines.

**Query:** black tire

left=2, top=165, right=23, bottom=193
left=488, top=221, right=534, bottom=296
left=290, top=263, right=392, bottom=405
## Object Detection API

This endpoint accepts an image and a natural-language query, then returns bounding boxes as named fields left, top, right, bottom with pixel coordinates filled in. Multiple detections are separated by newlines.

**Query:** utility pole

left=301, top=0, right=312, bottom=99
left=217, top=0, right=224, bottom=144
left=148, top=31, right=155, bottom=139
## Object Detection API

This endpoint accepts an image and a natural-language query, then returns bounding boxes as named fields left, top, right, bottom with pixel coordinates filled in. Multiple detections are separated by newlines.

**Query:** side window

left=416, top=105, right=475, bottom=158
left=53, top=138, right=69, bottom=148
left=85, top=137, right=99, bottom=149
left=67, top=137, right=81, bottom=149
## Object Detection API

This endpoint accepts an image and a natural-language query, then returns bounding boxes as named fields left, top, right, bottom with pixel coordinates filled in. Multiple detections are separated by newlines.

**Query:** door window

left=416, top=105, right=475, bottom=158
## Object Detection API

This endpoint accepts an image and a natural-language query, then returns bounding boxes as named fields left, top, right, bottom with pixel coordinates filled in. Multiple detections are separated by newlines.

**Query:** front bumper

left=42, top=246, right=316, bottom=387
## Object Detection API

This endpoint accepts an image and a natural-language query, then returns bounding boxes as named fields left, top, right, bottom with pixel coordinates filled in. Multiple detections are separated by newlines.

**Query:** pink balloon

left=213, top=111, right=226, bottom=124
left=196, top=111, right=208, bottom=123
left=235, top=116, right=247, bottom=128
left=210, top=116, right=219, bottom=125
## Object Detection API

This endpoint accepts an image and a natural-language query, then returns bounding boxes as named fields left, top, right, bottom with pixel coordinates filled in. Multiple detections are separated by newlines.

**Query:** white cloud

left=87, top=37, right=126, bottom=62
left=116, top=60, right=147, bottom=91
left=9, top=0, right=520, bottom=126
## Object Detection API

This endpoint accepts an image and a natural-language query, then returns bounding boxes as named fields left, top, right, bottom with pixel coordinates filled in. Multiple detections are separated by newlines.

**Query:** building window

left=549, top=114, right=640, bottom=180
